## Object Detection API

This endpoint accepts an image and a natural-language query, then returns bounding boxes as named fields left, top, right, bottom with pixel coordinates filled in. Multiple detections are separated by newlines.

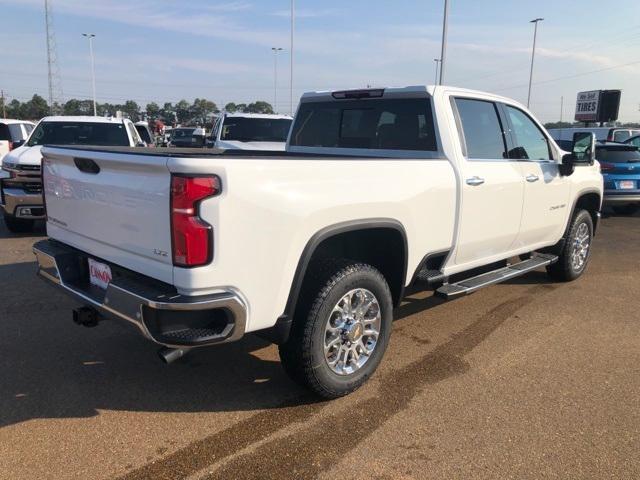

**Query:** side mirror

left=12, top=140, right=25, bottom=149
left=572, top=131, right=596, bottom=163
left=561, top=132, right=596, bottom=176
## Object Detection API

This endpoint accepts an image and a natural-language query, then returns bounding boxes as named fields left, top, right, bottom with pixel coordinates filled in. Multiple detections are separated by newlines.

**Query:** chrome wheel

left=571, top=222, right=590, bottom=271
left=324, top=288, right=381, bottom=376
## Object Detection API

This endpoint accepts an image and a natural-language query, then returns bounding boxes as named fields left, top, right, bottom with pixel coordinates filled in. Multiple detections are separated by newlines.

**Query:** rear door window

left=454, top=98, right=507, bottom=159
left=290, top=98, right=437, bottom=151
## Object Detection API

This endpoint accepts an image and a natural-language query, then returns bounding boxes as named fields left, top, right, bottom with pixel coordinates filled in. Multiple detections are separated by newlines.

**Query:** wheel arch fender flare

left=265, top=218, right=408, bottom=344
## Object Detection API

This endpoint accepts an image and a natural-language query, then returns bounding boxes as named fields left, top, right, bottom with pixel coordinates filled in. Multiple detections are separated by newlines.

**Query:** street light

left=290, top=0, right=295, bottom=115
left=271, top=47, right=283, bottom=113
left=82, top=33, right=97, bottom=116
left=527, top=18, right=543, bottom=109
left=438, top=0, right=449, bottom=86
left=434, top=58, right=441, bottom=85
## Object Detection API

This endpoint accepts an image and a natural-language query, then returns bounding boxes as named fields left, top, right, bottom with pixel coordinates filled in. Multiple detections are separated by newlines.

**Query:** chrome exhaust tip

left=158, top=347, right=187, bottom=364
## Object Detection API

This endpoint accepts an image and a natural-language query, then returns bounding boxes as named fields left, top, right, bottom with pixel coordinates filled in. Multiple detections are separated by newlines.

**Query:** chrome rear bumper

left=33, top=239, right=247, bottom=348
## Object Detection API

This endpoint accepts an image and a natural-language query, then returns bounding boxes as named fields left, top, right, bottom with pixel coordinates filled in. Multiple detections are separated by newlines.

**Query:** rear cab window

left=597, top=147, right=640, bottom=163
left=289, top=98, right=437, bottom=153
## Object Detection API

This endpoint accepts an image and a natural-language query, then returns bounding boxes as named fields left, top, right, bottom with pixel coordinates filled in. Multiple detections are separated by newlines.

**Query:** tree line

left=1, top=94, right=276, bottom=125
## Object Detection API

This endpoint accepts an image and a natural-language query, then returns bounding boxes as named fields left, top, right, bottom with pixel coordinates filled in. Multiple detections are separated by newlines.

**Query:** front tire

left=547, top=209, right=593, bottom=282
left=279, top=260, right=393, bottom=399
left=3, top=214, right=34, bottom=233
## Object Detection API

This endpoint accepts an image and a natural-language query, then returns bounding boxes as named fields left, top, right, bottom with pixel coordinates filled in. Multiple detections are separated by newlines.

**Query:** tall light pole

left=434, top=58, right=441, bottom=85
left=82, top=33, right=97, bottom=116
left=271, top=47, right=283, bottom=113
left=527, top=18, right=543, bottom=109
left=438, top=0, right=449, bottom=86
left=290, top=0, right=295, bottom=115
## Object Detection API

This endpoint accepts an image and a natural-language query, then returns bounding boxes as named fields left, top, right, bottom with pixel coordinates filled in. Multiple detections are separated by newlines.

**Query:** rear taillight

left=599, top=162, right=615, bottom=172
left=8, top=141, right=13, bottom=151
left=170, top=175, right=220, bottom=267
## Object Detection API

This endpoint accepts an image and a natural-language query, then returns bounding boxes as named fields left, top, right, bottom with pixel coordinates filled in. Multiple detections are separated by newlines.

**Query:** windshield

left=172, top=128, right=196, bottom=139
left=597, top=146, right=640, bottom=163
left=27, top=121, right=130, bottom=147
left=221, top=117, right=292, bottom=142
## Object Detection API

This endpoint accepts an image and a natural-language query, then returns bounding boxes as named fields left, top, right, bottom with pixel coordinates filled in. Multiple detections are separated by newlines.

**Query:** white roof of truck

left=301, top=85, right=529, bottom=110
left=0, top=119, right=36, bottom=125
left=224, top=113, right=292, bottom=120
left=38, top=116, right=130, bottom=124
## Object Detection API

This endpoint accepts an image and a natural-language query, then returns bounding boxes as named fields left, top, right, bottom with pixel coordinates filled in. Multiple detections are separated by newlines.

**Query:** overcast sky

left=1, top=0, right=638, bottom=122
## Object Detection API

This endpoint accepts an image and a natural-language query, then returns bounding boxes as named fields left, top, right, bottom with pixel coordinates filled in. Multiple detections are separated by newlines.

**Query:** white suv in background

left=0, top=119, right=35, bottom=165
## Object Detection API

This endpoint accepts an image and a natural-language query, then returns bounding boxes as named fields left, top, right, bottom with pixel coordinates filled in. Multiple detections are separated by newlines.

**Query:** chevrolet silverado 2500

left=33, top=86, right=603, bottom=398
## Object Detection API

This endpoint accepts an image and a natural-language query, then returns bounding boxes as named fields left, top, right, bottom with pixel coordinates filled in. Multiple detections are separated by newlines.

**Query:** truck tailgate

left=42, top=147, right=174, bottom=284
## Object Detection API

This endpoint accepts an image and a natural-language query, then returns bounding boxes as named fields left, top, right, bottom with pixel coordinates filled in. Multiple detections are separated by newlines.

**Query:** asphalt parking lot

left=1, top=212, right=638, bottom=480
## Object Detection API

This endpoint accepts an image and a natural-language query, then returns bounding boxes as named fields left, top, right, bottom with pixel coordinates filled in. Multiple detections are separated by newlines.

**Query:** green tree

left=244, top=101, right=274, bottom=114
left=23, top=94, right=50, bottom=120
left=174, top=99, right=191, bottom=124
left=6, top=99, right=24, bottom=119
left=190, top=98, right=217, bottom=125
left=235, top=103, right=247, bottom=113
left=63, top=99, right=94, bottom=116
left=224, top=102, right=237, bottom=113
left=121, top=100, right=140, bottom=122
left=146, top=102, right=160, bottom=119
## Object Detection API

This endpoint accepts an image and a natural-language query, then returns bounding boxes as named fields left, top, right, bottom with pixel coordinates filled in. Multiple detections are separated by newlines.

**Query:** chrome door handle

left=526, top=174, right=540, bottom=183
left=466, top=176, right=485, bottom=186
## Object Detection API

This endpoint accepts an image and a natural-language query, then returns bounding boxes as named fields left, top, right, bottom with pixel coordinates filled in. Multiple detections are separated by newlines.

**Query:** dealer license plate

left=88, top=258, right=112, bottom=290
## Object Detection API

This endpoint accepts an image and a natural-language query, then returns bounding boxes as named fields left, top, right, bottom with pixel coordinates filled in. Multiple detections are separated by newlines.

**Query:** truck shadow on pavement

left=0, top=220, right=46, bottom=239
left=0, top=259, right=318, bottom=429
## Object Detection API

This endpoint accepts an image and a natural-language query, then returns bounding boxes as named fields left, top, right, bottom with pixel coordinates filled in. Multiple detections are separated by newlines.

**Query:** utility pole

left=82, top=33, right=97, bottom=116
left=290, top=0, right=295, bottom=115
left=560, top=96, right=564, bottom=122
left=271, top=47, right=283, bottom=113
left=44, top=0, right=63, bottom=114
left=1, top=90, right=6, bottom=119
left=434, top=59, right=441, bottom=85
left=527, top=18, right=543, bottom=108
left=438, top=0, right=449, bottom=86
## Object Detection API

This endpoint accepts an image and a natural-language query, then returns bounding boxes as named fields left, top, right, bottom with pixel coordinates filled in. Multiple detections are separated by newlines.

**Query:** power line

left=493, top=59, right=640, bottom=93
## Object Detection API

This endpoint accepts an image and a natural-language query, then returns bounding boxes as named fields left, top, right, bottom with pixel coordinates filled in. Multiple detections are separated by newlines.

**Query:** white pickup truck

left=34, top=86, right=603, bottom=398
left=1, top=116, right=144, bottom=233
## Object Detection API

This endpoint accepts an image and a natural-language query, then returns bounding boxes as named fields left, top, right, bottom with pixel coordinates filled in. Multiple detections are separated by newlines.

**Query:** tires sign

left=575, top=91, right=600, bottom=122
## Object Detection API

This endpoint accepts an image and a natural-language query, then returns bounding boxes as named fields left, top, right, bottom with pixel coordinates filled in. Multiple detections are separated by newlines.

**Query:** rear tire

left=279, top=260, right=393, bottom=399
left=546, top=209, right=593, bottom=282
left=612, top=205, right=639, bottom=216
left=3, top=214, right=34, bottom=233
